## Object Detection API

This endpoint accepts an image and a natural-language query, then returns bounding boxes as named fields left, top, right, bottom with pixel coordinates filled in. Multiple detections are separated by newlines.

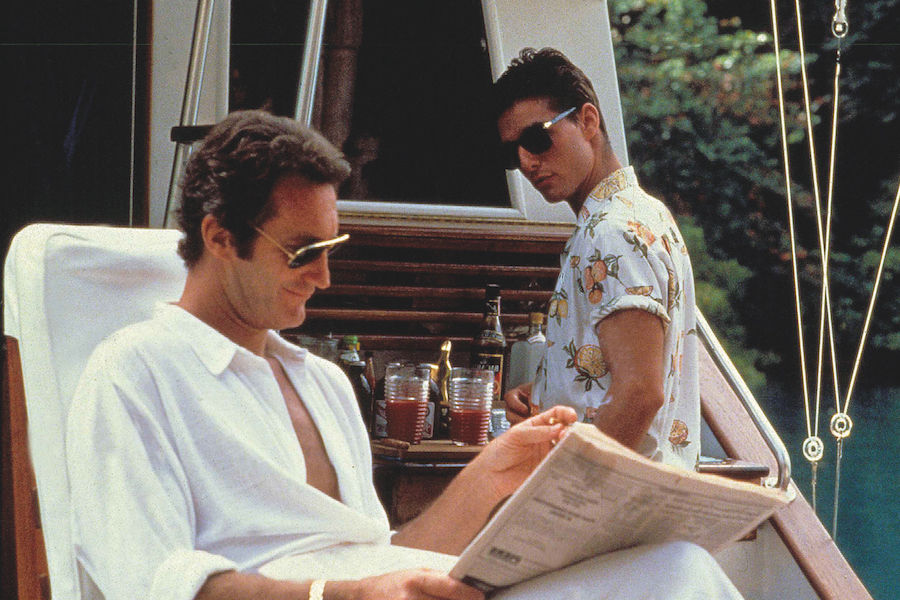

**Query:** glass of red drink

left=385, top=362, right=430, bottom=444
left=449, top=367, right=493, bottom=446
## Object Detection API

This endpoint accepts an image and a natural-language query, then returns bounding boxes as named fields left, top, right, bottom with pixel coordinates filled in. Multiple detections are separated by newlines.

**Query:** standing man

left=497, top=48, right=700, bottom=471
left=67, top=110, right=740, bottom=600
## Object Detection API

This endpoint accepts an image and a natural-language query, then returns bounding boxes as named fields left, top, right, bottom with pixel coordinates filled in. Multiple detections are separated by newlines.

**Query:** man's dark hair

left=176, top=110, right=350, bottom=267
left=491, top=47, right=605, bottom=134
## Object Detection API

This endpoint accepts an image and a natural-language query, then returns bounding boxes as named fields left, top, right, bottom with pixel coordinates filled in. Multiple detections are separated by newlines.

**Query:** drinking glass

left=449, top=367, right=493, bottom=445
left=384, top=362, right=430, bottom=444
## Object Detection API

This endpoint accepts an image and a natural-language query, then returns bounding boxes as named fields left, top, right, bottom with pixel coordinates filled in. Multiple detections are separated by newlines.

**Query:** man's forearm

left=196, top=571, right=309, bottom=600
left=196, top=571, right=364, bottom=600
left=390, top=457, right=501, bottom=555
left=391, top=408, right=574, bottom=555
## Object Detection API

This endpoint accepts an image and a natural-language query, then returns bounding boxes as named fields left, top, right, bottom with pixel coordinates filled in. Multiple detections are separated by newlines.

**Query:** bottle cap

left=529, top=312, right=544, bottom=325
left=485, top=283, right=501, bottom=299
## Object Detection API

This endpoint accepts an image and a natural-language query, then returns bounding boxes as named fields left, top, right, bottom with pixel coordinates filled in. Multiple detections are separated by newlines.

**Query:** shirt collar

left=588, top=165, right=637, bottom=202
left=154, top=303, right=307, bottom=375
left=577, top=166, right=638, bottom=223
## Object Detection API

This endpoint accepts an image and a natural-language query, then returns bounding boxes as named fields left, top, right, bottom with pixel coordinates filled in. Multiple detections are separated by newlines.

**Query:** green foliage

left=679, top=216, right=774, bottom=392
left=609, top=0, right=808, bottom=384
left=609, top=0, right=900, bottom=386
left=831, top=176, right=900, bottom=356
left=610, top=0, right=817, bottom=258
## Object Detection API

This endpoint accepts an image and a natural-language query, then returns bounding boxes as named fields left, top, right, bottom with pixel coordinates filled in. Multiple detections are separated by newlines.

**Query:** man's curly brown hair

left=176, top=110, right=350, bottom=267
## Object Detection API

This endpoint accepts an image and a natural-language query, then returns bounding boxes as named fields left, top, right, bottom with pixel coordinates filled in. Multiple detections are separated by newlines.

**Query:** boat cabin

left=2, top=1, right=873, bottom=599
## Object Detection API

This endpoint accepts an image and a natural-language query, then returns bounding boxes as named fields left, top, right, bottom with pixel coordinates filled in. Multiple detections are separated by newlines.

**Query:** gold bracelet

left=309, top=579, right=327, bottom=600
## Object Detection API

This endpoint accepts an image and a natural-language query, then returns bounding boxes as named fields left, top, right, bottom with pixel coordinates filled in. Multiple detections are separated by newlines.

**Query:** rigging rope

left=788, top=0, right=846, bottom=535
left=842, top=184, right=900, bottom=414
left=822, top=54, right=843, bottom=526
left=769, top=0, right=821, bottom=504
left=790, top=1, right=844, bottom=472
left=770, top=0, right=900, bottom=539
left=821, top=48, right=843, bottom=431
left=824, top=0, right=850, bottom=540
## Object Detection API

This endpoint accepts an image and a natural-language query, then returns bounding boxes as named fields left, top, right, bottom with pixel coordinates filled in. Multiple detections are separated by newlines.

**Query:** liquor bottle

left=339, top=336, right=372, bottom=432
left=470, top=284, right=506, bottom=408
left=417, top=363, right=440, bottom=439
left=506, top=312, right=547, bottom=390
left=338, top=335, right=361, bottom=366
left=346, top=359, right=370, bottom=431
left=435, top=340, right=453, bottom=438
left=363, top=351, right=377, bottom=431
left=372, top=375, right=387, bottom=438
left=358, top=352, right=376, bottom=434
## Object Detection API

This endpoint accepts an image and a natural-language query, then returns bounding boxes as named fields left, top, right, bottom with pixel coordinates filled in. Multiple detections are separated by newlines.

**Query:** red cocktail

left=448, top=367, right=494, bottom=446
left=386, top=399, right=428, bottom=444
left=449, top=407, right=490, bottom=445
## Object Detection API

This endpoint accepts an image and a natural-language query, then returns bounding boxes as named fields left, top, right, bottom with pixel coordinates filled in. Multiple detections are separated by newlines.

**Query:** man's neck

left=176, top=270, right=269, bottom=356
left=567, top=145, right=623, bottom=214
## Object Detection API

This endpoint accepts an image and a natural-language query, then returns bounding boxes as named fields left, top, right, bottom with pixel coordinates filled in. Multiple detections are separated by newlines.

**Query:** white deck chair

left=3, top=224, right=186, bottom=600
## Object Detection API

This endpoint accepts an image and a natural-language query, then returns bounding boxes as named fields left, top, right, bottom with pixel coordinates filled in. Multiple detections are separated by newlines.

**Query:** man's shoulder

left=68, top=317, right=183, bottom=426
left=85, top=313, right=190, bottom=373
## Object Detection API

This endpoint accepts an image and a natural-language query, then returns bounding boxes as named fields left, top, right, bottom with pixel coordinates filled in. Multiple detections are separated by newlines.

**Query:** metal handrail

left=696, top=310, right=792, bottom=491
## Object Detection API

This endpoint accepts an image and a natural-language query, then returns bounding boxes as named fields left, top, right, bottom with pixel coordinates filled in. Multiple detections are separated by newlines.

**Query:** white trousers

left=260, top=541, right=744, bottom=600
left=494, top=541, right=744, bottom=600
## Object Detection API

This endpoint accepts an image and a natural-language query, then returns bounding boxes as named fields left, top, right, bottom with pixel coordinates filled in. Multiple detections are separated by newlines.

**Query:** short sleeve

left=582, top=218, right=673, bottom=330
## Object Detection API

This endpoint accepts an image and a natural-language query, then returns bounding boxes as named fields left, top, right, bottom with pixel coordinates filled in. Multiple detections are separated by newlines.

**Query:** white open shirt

left=67, top=303, right=404, bottom=599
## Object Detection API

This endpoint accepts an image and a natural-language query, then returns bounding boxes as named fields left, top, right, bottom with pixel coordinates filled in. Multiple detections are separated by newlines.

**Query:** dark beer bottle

left=339, top=335, right=373, bottom=432
left=470, top=284, right=506, bottom=408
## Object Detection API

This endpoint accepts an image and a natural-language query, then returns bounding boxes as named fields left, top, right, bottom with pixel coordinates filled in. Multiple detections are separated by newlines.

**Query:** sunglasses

left=500, top=106, right=577, bottom=170
left=252, top=226, right=350, bottom=269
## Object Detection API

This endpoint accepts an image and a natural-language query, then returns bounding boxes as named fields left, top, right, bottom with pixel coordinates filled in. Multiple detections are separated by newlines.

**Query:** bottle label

left=475, top=330, right=505, bottom=344
left=472, top=352, right=504, bottom=405
left=374, top=398, right=387, bottom=437
left=422, top=402, right=435, bottom=439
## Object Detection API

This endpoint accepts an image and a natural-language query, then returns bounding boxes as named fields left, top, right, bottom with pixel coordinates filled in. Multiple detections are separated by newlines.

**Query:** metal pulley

left=832, top=0, right=849, bottom=37
left=830, top=412, right=853, bottom=439
left=802, top=435, right=825, bottom=462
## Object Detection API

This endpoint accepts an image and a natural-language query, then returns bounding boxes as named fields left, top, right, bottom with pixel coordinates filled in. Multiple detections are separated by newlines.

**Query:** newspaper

left=449, top=423, right=790, bottom=592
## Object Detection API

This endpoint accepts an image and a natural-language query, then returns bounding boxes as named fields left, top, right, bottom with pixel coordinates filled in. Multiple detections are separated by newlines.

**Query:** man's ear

left=200, top=213, right=238, bottom=263
left=578, top=103, right=603, bottom=141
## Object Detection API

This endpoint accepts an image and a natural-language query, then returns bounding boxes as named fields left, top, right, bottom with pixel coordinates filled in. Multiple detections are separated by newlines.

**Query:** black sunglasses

left=500, top=107, right=577, bottom=170
left=253, top=226, right=350, bottom=269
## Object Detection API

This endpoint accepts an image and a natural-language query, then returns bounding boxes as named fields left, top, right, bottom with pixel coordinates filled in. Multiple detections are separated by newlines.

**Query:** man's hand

left=391, top=405, right=577, bottom=555
left=503, top=382, right=533, bottom=425
left=475, top=405, right=578, bottom=501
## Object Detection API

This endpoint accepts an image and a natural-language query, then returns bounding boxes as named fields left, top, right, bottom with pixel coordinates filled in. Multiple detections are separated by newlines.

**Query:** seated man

left=67, top=110, right=743, bottom=600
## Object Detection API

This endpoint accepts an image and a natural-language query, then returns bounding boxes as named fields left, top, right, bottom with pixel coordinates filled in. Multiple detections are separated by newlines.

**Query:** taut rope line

left=771, top=0, right=900, bottom=538
left=769, top=0, right=821, bottom=505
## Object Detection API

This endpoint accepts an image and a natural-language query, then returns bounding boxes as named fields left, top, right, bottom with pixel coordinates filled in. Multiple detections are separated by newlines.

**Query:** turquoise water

left=756, top=385, right=899, bottom=600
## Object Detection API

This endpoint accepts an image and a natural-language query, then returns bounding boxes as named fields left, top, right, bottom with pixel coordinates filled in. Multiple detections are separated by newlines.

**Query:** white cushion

left=4, top=224, right=187, bottom=600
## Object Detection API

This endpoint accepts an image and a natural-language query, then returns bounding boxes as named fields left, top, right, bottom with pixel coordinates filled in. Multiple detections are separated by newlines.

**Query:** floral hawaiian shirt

left=532, top=166, right=700, bottom=470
